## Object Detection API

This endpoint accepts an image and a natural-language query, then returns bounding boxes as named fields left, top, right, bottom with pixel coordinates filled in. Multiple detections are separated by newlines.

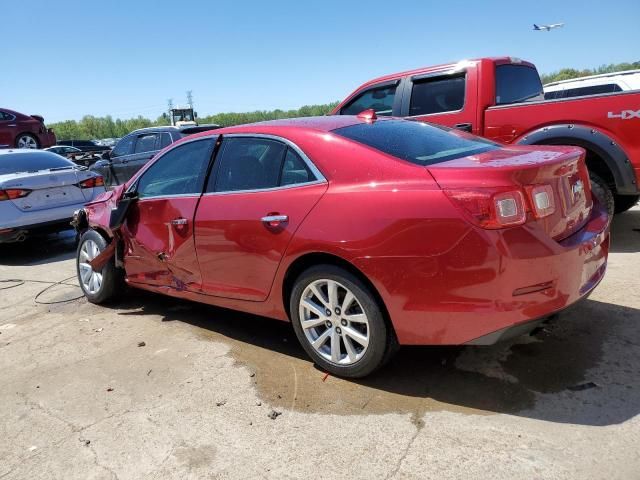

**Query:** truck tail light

left=0, top=189, right=32, bottom=201
left=528, top=184, right=555, bottom=218
left=444, top=188, right=527, bottom=229
left=78, top=176, right=104, bottom=189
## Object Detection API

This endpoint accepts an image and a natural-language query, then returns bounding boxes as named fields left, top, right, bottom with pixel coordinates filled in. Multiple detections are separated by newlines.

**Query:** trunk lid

left=428, top=146, right=592, bottom=240
left=0, top=168, right=89, bottom=212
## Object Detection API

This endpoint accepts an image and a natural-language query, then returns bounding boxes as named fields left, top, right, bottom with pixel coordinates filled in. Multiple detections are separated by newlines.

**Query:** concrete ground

left=1, top=207, right=639, bottom=480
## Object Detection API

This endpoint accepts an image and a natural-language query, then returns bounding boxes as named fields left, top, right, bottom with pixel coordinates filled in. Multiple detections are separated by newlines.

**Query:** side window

left=564, top=84, right=622, bottom=98
left=281, top=148, right=313, bottom=185
left=340, top=84, right=397, bottom=116
left=160, top=133, right=173, bottom=149
left=134, top=134, right=158, bottom=153
left=210, top=138, right=286, bottom=192
left=409, top=75, right=465, bottom=116
left=0, top=111, right=9, bottom=121
left=495, top=65, right=544, bottom=105
left=111, top=135, right=135, bottom=157
left=137, top=139, right=213, bottom=198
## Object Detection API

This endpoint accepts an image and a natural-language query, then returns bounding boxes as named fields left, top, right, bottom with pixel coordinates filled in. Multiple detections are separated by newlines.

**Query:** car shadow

left=109, top=290, right=640, bottom=427
left=610, top=207, right=640, bottom=253
left=0, top=230, right=77, bottom=266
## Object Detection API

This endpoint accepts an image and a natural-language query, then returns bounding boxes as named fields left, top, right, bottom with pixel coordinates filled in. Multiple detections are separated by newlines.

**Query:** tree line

left=50, top=60, right=639, bottom=140
left=50, top=103, right=339, bottom=140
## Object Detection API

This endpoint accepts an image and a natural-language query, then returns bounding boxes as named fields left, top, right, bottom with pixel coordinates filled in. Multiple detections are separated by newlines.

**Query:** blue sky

left=2, top=0, right=638, bottom=122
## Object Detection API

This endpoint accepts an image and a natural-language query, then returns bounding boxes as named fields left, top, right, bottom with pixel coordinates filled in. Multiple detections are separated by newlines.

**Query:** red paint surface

left=85, top=116, right=610, bottom=345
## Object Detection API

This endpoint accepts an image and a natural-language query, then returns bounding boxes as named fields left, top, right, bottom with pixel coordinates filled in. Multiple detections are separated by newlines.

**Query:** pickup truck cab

left=332, top=57, right=640, bottom=213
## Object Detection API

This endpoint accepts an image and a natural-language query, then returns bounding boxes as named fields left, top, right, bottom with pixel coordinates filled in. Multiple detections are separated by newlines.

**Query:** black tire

left=15, top=133, right=39, bottom=149
left=614, top=194, right=639, bottom=214
left=76, top=230, right=123, bottom=304
left=589, top=173, right=615, bottom=218
left=289, top=264, right=393, bottom=378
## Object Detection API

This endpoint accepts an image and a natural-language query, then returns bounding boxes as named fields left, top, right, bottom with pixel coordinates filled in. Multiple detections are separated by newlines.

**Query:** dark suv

left=90, top=125, right=219, bottom=186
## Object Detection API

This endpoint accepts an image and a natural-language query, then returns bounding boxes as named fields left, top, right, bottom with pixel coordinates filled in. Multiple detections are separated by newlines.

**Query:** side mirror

left=194, top=111, right=198, bottom=118
left=101, top=150, right=111, bottom=160
left=109, top=191, right=138, bottom=230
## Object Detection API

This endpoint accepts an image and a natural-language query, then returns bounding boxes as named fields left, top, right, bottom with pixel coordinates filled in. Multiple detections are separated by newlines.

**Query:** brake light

left=0, top=189, right=31, bottom=201
left=528, top=184, right=555, bottom=218
left=444, top=188, right=527, bottom=229
left=78, top=176, right=104, bottom=188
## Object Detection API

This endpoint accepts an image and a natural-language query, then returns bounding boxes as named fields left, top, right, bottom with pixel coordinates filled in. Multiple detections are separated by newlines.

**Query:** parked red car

left=73, top=115, right=609, bottom=377
left=332, top=57, right=640, bottom=214
left=0, top=108, right=56, bottom=149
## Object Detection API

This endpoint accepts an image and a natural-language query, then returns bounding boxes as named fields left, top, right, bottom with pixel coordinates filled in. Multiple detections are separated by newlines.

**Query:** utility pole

left=186, top=90, right=193, bottom=109
left=167, top=98, right=173, bottom=115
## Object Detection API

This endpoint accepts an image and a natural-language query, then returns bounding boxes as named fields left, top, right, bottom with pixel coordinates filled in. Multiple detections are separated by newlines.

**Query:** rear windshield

left=0, top=151, right=76, bottom=175
left=332, top=119, right=498, bottom=166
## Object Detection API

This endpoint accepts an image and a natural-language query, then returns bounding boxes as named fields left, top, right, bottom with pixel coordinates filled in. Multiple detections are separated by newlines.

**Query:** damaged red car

left=73, top=114, right=610, bottom=378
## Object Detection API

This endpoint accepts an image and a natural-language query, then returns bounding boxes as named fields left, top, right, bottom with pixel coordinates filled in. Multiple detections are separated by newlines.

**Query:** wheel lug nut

left=326, top=320, right=332, bottom=328
left=341, top=319, right=347, bottom=326
left=325, top=309, right=332, bottom=317
left=335, top=307, right=341, bottom=315
left=336, top=327, right=342, bottom=334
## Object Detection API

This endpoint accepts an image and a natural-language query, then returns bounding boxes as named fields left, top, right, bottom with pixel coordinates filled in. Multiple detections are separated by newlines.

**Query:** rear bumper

left=355, top=200, right=610, bottom=345
left=0, top=218, right=73, bottom=243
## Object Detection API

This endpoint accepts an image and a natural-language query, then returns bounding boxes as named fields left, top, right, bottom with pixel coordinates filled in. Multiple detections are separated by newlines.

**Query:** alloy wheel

left=17, top=135, right=38, bottom=149
left=299, top=279, right=370, bottom=365
left=78, top=239, right=103, bottom=294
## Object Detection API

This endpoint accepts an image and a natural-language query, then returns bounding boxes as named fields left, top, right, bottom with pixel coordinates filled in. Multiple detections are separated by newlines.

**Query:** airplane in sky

left=533, top=23, right=565, bottom=31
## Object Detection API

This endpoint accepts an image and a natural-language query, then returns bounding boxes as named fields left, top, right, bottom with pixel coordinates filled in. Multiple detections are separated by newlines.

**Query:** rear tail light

left=78, top=176, right=104, bottom=188
left=0, top=189, right=31, bottom=201
left=528, top=184, right=555, bottom=218
left=444, top=188, right=527, bottom=229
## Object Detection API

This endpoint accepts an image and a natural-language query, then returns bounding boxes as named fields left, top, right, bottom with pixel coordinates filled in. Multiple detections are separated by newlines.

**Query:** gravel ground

left=1, top=207, right=639, bottom=479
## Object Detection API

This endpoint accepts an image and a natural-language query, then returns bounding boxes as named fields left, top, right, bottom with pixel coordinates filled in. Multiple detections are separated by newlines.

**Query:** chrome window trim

left=138, top=193, right=201, bottom=202
left=129, top=132, right=327, bottom=199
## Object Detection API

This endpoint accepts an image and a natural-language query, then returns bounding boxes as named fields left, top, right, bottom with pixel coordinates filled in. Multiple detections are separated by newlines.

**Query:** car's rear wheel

left=290, top=265, right=391, bottom=378
left=15, top=133, right=39, bottom=149
left=589, top=173, right=615, bottom=217
left=613, top=194, right=639, bottom=214
left=76, top=230, right=122, bottom=304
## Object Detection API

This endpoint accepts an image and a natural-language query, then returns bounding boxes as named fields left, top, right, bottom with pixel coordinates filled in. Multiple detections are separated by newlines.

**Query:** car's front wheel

left=290, top=265, right=393, bottom=378
left=15, top=133, right=39, bottom=149
left=76, top=230, right=122, bottom=304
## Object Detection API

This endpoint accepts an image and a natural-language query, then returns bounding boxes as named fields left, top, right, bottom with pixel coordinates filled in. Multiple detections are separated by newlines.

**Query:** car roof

left=201, top=115, right=367, bottom=136
left=130, top=124, right=221, bottom=135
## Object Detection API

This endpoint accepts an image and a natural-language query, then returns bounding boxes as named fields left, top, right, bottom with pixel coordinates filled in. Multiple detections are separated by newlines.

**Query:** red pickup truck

left=332, top=57, right=640, bottom=213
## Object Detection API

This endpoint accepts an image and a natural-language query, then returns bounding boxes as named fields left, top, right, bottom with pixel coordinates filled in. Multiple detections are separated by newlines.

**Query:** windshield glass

left=0, top=151, right=76, bottom=175
left=332, top=119, right=498, bottom=166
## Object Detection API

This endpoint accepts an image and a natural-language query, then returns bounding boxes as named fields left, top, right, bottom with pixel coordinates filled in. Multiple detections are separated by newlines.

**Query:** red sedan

left=74, top=114, right=610, bottom=377
left=0, top=107, right=56, bottom=149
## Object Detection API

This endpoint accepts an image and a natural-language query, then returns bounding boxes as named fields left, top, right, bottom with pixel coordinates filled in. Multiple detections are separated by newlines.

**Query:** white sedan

left=0, top=149, right=106, bottom=243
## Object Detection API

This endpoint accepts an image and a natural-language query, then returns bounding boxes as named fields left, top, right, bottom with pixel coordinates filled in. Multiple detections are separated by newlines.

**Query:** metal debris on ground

left=137, top=341, right=146, bottom=347
left=216, top=400, right=226, bottom=407
left=106, top=387, right=114, bottom=392
left=267, top=410, right=282, bottom=420
left=93, top=328, right=103, bottom=333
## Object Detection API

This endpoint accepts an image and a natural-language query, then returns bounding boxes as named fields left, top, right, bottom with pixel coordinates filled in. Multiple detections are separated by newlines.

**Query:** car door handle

left=7, top=124, right=16, bottom=127
left=261, top=214, right=288, bottom=227
left=171, top=218, right=188, bottom=225
left=454, top=123, right=473, bottom=133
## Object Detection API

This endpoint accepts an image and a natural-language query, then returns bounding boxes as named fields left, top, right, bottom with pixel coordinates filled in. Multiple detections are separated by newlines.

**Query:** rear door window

left=495, top=65, right=543, bottom=105
left=409, top=74, right=465, bottom=116
left=160, top=133, right=173, bottom=149
left=340, top=83, right=397, bottom=116
left=134, top=134, right=158, bottom=153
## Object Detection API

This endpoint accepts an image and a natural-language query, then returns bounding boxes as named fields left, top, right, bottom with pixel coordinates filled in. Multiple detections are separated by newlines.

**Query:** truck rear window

left=495, top=65, right=543, bottom=105
left=332, top=119, right=498, bottom=166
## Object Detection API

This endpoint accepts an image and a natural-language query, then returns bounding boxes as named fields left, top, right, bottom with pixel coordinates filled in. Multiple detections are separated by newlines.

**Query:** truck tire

left=589, top=173, right=615, bottom=217
left=614, top=194, right=639, bottom=214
